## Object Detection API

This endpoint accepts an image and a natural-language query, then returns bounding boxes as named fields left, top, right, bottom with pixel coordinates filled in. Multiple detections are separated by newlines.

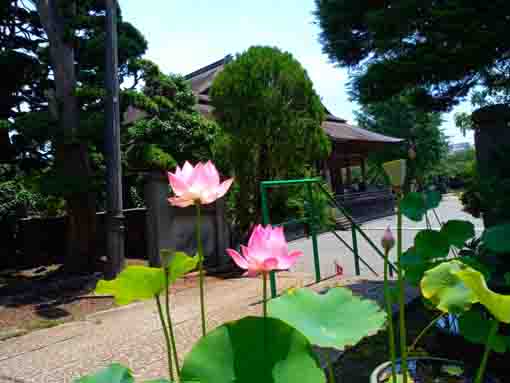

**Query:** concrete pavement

left=290, top=194, right=483, bottom=279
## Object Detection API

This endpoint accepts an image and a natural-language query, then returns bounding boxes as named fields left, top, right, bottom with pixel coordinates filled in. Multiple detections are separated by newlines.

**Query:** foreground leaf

left=167, top=252, right=199, bottom=284
left=457, top=267, right=510, bottom=323
left=424, top=190, right=441, bottom=210
left=400, top=192, right=426, bottom=221
left=180, top=316, right=326, bottom=383
left=420, top=261, right=478, bottom=314
left=459, top=310, right=508, bottom=353
left=268, top=287, right=386, bottom=350
left=482, top=224, right=510, bottom=253
left=95, top=266, right=165, bottom=305
left=414, top=230, right=450, bottom=259
left=74, top=363, right=134, bottom=383
left=440, top=220, right=475, bottom=248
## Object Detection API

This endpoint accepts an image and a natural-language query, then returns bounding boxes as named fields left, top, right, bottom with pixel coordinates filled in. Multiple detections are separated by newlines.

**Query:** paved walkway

left=290, top=194, right=483, bottom=279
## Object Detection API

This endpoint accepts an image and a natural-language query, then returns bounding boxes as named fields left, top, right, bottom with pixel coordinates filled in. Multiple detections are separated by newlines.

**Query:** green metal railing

left=261, top=178, right=322, bottom=298
left=260, top=177, right=397, bottom=298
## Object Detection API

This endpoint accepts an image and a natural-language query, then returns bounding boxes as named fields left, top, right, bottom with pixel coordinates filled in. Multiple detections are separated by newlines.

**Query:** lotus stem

left=325, top=351, right=336, bottom=383
left=263, top=271, right=268, bottom=318
left=409, top=312, right=444, bottom=352
left=155, top=295, right=174, bottom=381
left=396, top=192, right=408, bottom=383
left=164, top=270, right=180, bottom=375
left=383, top=247, right=397, bottom=383
left=475, top=320, right=499, bottom=383
left=196, top=203, right=207, bottom=337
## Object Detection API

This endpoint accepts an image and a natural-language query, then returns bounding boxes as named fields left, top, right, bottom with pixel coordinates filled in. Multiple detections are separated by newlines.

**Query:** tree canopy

left=1, top=1, right=219, bottom=270
left=210, top=46, right=330, bottom=232
left=314, top=0, right=510, bottom=111
left=355, top=96, right=448, bottom=183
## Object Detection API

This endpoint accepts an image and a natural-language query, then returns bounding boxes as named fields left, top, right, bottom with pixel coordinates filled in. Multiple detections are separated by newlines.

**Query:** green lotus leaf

left=414, top=230, right=450, bottom=259
left=459, top=256, right=492, bottom=281
left=456, top=267, right=510, bottom=323
left=424, top=190, right=441, bottom=210
left=400, top=247, right=424, bottom=266
left=482, top=224, right=510, bottom=253
left=400, top=192, right=426, bottom=222
left=459, top=310, right=508, bottom=353
left=402, top=259, right=435, bottom=286
left=420, top=261, right=478, bottom=314
left=268, top=287, right=386, bottom=350
left=180, top=316, right=325, bottom=383
left=95, top=252, right=197, bottom=305
left=442, top=365, right=464, bottom=377
left=440, top=220, right=475, bottom=248
left=167, top=251, right=199, bottom=284
left=74, top=363, right=134, bottom=383
left=95, top=266, right=166, bottom=305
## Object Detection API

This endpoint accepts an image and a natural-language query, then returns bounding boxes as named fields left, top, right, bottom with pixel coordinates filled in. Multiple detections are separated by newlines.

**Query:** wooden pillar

left=360, top=157, right=367, bottom=192
left=338, top=162, right=344, bottom=194
left=345, top=159, right=352, bottom=186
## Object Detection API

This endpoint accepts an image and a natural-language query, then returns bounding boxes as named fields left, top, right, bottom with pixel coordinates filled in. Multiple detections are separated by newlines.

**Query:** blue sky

left=121, top=0, right=473, bottom=144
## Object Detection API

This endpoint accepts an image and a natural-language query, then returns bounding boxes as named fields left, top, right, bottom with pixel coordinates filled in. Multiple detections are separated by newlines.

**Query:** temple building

left=185, top=55, right=404, bottom=222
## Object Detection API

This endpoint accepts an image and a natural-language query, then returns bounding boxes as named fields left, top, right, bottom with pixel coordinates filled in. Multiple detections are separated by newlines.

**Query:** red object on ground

left=334, top=261, right=343, bottom=276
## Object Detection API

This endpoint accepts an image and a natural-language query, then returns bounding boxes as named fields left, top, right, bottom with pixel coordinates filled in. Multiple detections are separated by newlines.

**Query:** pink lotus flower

left=168, top=161, right=233, bottom=207
left=226, top=225, right=303, bottom=276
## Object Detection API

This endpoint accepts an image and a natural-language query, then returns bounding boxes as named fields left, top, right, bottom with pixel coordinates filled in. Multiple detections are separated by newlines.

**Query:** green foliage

left=482, top=224, right=510, bottom=254
left=441, top=220, right=475, bottom=248
left=401, top=219, right=477, bottom=286
left=74, top=363, right=175, bottom=383
left=95, top=252, right=198, bottom=305
left=164, top=251, right=200, bottom=284
left=356, top=97, right=448, bottom=181
left=459, top=310, right=509, bottom=353
left=400, top=191, right=441, bottom=222
left=74, top=363, right=135, bottom=383
left=421, top=261, right=478, bottom=314
left=268, top=287, right=386, bottom=350
left=414, top=230, right=450, bottom=260
left=123, top=68, right=224, bottom=170
left=314, top=0, right=510, bottom=110
left=210, top=46, right=330, bottom=232
left=457, top=266, right=510, bottom=323
left=180, top=316, right=326, bottom=383
left=96, top=266, right=166, bottom=305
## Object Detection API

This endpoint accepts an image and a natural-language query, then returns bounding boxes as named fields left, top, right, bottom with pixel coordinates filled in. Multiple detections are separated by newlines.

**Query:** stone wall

left=3, top=208, right=147, bottom=270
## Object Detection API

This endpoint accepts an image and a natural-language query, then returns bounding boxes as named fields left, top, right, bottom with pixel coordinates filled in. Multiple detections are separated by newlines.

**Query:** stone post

left=472, top=104, right=510, bottom=227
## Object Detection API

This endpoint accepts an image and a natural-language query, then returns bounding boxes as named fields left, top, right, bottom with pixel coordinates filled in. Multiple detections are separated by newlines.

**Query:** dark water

left=377, top=359, right=501, bottom=383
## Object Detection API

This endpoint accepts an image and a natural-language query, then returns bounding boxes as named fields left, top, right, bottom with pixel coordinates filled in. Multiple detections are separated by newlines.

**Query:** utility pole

left=104, top=0, right=125, bottom=278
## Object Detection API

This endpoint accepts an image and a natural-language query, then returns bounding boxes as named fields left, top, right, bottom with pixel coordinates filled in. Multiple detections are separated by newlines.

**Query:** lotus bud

left=408, top=146, right=416, bottom=160
left=383, top=159, right=407, bottom=189
left=381, top=226, right=395, bottom=252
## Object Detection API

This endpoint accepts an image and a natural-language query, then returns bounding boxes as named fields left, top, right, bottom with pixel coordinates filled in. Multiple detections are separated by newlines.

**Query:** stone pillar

left=144, top=170, right=230, bottom=269
left=144, top=170, right=169, bottom=266
left=472, top=104, right=510, bottom=227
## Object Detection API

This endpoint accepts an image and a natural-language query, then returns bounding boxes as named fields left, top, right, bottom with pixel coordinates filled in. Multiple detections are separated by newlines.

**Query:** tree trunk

left=37, top=1, right=97, bottom=272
